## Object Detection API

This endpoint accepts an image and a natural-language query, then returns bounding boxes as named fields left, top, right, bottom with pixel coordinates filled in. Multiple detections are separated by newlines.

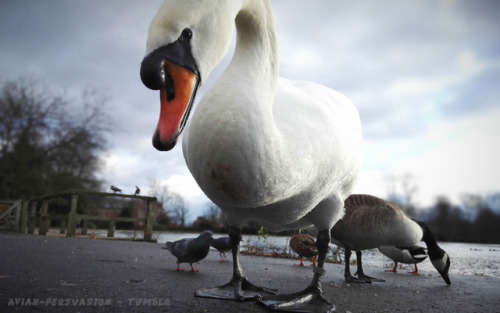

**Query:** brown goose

left=331, top=194, right=450, bottom=285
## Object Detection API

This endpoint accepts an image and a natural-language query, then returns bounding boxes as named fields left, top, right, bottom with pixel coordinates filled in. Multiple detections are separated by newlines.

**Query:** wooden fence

left=2, top=189, right=157, bottom=241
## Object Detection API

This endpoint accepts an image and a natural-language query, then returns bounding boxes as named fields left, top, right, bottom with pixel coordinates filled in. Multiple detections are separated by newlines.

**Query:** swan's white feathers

left=146, top=0, right=241, bottom=83
left=148, top=0, right=361, bottom=232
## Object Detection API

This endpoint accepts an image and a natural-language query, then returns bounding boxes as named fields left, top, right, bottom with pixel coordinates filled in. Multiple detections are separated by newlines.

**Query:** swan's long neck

left=232, top=0, right=279, bottom=94
left=191, top=0, right=280, bottom=141
left=210, top=0, right=278, bottom=114
left=193, top=0, right=281, bottom=153
left=184, top=0, right=285, bottom=208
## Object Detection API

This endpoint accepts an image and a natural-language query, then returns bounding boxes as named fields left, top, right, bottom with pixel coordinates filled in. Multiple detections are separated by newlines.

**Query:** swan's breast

left=183, top=78, right=361, bottom=222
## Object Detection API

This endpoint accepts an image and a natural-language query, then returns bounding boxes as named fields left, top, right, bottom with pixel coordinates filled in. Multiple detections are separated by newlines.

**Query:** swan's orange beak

left=141, top=38, right=200, bottom=151
left=154, top=61, right=198, bottom=151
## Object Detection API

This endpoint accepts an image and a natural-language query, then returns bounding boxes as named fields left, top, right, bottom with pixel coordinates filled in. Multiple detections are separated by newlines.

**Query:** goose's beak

left=440, top=271, right=451, bottom=285
left=140, top=43, right=200, bottom=151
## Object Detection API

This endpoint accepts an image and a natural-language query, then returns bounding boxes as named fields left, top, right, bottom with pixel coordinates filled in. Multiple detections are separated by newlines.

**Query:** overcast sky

left=1, top=0, right=499, bottom=222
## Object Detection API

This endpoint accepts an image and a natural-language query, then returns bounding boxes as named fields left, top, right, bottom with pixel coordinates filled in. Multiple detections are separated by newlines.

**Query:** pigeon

left=163, top=230, right=214, bottom=272
left=210, top=237, right=232, bottom=262
left=379, top=245, right=428, bottom=275
left=110, top=185, right=122, bottom=193
left=134, top=186, right=141, bottom=196
left=289, top=231, right=318, bottom=267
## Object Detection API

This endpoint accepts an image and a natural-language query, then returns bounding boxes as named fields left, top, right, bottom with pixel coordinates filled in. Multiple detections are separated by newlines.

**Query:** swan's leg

left=258, top=230, right=335, bottom=313
left=195, top=226, right=277, bottom=301
left=354, top=251, right=384, bottom=283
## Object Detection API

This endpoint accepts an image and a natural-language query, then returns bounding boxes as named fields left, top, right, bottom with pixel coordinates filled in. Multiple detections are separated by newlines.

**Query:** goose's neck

left=421, top=227, right=444, bottom=259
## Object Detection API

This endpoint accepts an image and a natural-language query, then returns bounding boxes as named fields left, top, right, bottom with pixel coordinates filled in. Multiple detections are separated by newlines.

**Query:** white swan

left=331, top=194, right=451, bottom=285
left=140, top=1, right=361, bottom=311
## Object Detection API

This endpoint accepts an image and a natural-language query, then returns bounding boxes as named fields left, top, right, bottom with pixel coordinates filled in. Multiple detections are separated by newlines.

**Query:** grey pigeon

left=210, top=237, right=232, bottom=262
left=164, top=230, right=214, bottom=272
left=110, top=185, right=122, bottom=193
left=134, top=186, right=141, bottom=196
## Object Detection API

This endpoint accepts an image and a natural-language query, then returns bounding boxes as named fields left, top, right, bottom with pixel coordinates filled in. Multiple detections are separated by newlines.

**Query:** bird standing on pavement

left=331, top=194, right=451, bottom=285
left=163, top=230, right=214, bottom=272
left=141, top=1, right=361, bottom=311
left=211, top=236, right=232, bottom=262
left=290, top=231, right=318, bottom=267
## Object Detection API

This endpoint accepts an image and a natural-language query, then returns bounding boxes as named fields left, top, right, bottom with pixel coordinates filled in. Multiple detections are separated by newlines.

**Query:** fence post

left=81, top=219, right=88, bottom=235
left=144, top=201, right=153, bottom=241
left=108, top=220, right=115, bottom=238
left=27, top=202, right=37, bottom=235
left=66, top=194, right=78, bottom=238
left=39, top=200, right=49, bottom=235
left=19, top=201, right=29, bottom=234
left=14, top=201, right=21, bottom=233
left=59, top=219, right=66, bottom=234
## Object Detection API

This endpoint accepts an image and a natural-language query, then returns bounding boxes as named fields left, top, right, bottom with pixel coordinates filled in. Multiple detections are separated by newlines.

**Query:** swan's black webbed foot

left=195, top=226, right=277, bottom=301
left=258, top=269, right=334, bottom=312
left=258, top=230, right=335, bottom=312
left=196, top=276, right=277, bottom=301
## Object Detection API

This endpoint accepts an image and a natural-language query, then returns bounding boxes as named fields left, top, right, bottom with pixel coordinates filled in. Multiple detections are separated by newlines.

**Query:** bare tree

left=169, top=193, right=188, bottom=227
left=148, top=179, right=173, bottom=208
left=0, top=79, right=112, bottom=199
left=386, top=172, right=418, bottom=217
left=400, top=172, right=418, bottom=217
left=147, top=179, right=189, bottom=228
left=204, top=202, right=221, bottom=222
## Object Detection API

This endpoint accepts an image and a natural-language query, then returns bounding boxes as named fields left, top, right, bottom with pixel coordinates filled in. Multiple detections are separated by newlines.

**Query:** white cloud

left=165, top=174, right=206, bottom=200
left=357, top=108, right=500, bottom=206
left=2, top=0, right=500, bottom=217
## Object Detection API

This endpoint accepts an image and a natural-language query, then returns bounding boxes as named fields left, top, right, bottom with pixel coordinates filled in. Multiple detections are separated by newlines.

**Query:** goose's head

left=416, top=221, right=451, bottom=285
left=431, top=251, right=451, bottom=285
left=140, top=0, right=240, bottom=151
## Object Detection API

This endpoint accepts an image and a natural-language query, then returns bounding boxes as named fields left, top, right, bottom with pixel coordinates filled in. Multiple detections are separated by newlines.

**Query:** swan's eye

left=181, top=28, right=192, bottom=41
